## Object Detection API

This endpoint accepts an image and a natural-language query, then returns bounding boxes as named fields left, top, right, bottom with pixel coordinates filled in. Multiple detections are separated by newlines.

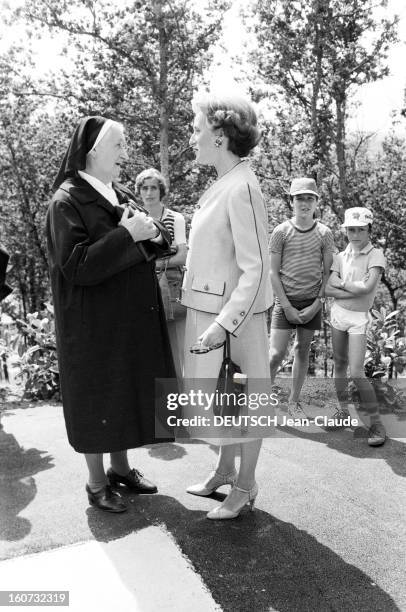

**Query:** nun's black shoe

left=107, top=468, right=158, bottom=494
left=86, top=484, right=127, bottom=513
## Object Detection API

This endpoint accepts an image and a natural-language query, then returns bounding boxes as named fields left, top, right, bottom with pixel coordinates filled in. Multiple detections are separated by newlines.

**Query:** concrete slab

left=0, top=527, right=220, bottom=612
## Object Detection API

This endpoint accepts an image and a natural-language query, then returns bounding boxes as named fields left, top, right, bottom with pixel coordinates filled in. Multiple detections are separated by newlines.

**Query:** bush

left=16, top=304, right=60, bottom=401
left=364, top=307, right=406, bottom=379
left=349, top=307, right=406, bottom=411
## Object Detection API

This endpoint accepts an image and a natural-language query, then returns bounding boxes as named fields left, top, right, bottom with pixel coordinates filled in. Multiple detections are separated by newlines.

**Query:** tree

left=20, top=0, right=229, bottom=195
left=351, top=129, right=406, bottom=310
left=0, top=47, right=76, bottom=315
left=0, top=0, right=230, bottom=315
left=251, top=0, right=398, bottom=214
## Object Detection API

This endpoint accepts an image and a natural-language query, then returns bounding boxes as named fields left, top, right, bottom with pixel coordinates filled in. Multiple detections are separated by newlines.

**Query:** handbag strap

left=157, top=257, right=169, bottom=279
left=223, top=331, right=231, bottom=360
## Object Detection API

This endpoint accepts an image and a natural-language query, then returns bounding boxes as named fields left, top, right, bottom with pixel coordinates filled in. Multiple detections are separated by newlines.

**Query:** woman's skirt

left=181, top=308, right=274, bottom=445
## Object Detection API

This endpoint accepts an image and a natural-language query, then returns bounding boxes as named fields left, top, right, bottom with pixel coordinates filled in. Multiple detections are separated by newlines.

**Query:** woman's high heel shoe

left=186, top=469, right=237, bottom=497
left=206, top=482, right=258, bottom=520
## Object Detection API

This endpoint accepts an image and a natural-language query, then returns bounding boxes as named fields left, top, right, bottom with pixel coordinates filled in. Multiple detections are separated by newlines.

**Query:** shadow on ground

left=148, top=443, right=188, bottom=461
left=273, top=378, right=406, bottom=477
left=276, top=424, right=406, bottom=478
left=0, top=422, right=54, bottom=541
left=87, top=492, right=399, bottom=612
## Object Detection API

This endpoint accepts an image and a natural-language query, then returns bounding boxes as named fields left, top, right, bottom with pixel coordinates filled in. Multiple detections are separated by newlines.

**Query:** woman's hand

left=119, top=208, right=157, bottom=241
left=197, top=321, right=226, bottom=348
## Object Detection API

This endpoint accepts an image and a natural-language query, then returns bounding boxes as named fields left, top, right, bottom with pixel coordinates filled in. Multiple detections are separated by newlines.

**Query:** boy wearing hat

left=326, top=207, right=386, bottom=446
left=269, top=178, right=335, bottom=418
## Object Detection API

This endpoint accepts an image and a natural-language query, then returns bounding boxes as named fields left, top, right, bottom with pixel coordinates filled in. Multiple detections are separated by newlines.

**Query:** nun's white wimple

left=88, top=119, right=115, bottom=153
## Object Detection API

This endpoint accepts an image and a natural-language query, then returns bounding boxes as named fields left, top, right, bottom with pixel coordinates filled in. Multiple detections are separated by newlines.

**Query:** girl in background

left=136, top=168, right=187, bottom=378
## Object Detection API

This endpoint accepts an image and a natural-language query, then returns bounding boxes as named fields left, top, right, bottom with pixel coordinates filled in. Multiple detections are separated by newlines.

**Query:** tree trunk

left=28, top=259, right=40, bottom=313
left=18, top=280, right=28, bottom=319
left=381, top=275, right=399, bottom=311
left=335, top=94, right=350, bottom=211
left=154, top=0, right=170, bottom=186
left=311, top=0, right=324, bottom=178
left=323, top=312, right=329, bottom=377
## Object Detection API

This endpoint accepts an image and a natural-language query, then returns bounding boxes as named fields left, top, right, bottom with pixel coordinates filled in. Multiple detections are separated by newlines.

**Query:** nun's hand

left=119, top=208, right=158, bottom=242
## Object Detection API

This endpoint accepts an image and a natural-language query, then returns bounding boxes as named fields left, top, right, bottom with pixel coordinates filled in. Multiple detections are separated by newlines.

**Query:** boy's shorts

left=271, top=297, right=322, bottom=331
left=330, top=302, right=369, bottom=335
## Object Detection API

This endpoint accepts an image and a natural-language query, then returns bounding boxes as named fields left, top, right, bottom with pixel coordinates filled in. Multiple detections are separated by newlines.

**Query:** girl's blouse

left=161, top=209, right=186, bottom=245
left=331, top=243, right=385, bottom=311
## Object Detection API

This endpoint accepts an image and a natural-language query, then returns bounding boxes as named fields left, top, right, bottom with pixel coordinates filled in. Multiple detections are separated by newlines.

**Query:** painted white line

left=0, top=526, right=221, bottom=612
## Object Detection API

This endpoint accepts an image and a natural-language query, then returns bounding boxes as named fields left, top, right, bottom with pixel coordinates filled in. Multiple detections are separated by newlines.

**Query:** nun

left=46, top=116, right=175, bottom=513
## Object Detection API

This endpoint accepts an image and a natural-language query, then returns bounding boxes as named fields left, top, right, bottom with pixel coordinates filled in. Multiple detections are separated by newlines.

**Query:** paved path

left=0, top=400, right=406, bottom=611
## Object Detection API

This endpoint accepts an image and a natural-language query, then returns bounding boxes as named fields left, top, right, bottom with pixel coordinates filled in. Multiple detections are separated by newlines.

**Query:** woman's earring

left=214, top=137, right=223, bottom=148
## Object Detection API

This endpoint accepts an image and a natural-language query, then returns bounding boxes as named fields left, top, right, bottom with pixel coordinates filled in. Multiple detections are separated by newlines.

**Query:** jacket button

left=204, top=284, right=209, bottom=291
left=233, top=319, right=238, bottom=325
left=102, top=419, right=107, bottom=425
left=150, top=306, right=155, bottom=311
left=240, top=311, right=245, bottom=316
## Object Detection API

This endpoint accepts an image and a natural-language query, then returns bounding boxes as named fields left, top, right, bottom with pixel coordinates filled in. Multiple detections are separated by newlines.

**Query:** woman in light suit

left=182, top=93, right=273, bottom=520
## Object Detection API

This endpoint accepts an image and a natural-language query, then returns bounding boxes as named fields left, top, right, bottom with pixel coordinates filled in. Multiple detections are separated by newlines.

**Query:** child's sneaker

left=367, top=422, right=386, bottom=447
left=287, top=401, right=308, bottom=419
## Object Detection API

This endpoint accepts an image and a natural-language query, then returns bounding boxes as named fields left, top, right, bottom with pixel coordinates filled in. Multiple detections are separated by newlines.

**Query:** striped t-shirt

left=161, top=208, right=187, bottom=244
left=269, top=219, right=335, bottom=299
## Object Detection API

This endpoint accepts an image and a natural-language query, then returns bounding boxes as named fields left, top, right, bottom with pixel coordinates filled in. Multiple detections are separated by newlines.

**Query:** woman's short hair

left=192, top=93, right=261, bottom=157
left=135, top=168, right=168, bottom=200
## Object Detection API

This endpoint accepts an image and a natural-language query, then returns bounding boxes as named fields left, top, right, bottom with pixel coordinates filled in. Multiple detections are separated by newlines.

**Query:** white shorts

left=330, top=302, right=369, bottom=335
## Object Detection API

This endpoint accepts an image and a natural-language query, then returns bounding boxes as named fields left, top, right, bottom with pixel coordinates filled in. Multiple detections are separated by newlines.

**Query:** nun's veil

left=53, top=116, right=109, bottom=190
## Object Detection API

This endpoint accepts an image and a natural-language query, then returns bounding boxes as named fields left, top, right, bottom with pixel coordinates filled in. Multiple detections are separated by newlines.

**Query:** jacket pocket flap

left=191, top=276, right=225, bottom=296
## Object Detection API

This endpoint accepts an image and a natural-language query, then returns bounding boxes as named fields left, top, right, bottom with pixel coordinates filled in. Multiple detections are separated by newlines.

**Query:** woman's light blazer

left=181, top=161, right=272, bottom=336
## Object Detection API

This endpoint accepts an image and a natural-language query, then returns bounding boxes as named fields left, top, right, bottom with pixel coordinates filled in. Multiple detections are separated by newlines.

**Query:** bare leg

left=85, top=453, right=107, bottom=491
left=219, top=439, right=262, bottom=509
left=215, top=444, right=237, bottom=474
left=269, top=329, right=292, bottom=385
left=348, top=334, right=380, bottom=426
left=215, top=438, right=262, bottom=490
left=290, top=327, right=315, bottom=402
left=331, top=327, right=349, bottom=406
left=236, top=439, right=262, bottom=489
left=186, top=444, right=236, bottom=495
left=207, top=439, right=262, bottom=517
left=110, top=450, right=131, bottom=476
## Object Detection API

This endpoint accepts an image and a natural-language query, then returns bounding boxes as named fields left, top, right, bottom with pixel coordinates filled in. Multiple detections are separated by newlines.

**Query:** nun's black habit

left=46, top=117, right=175, bottom=453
